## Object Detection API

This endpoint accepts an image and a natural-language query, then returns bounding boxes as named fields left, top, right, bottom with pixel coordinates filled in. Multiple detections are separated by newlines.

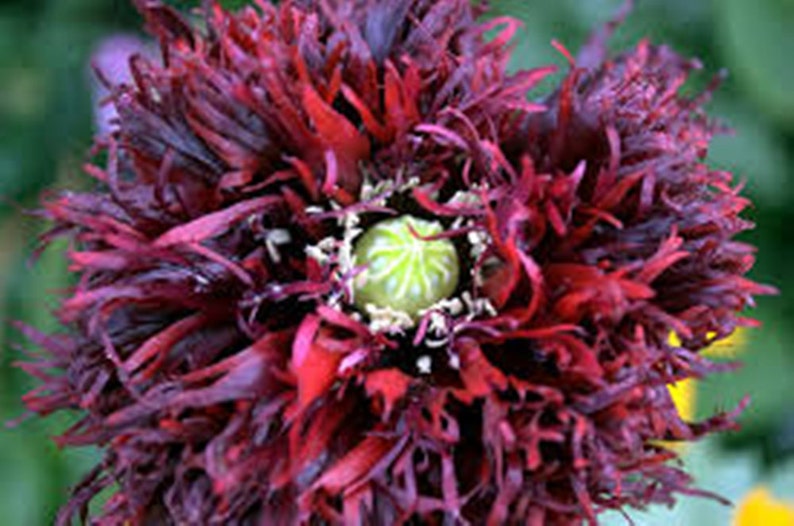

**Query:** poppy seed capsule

left=353, top=216, right=460, bottom=318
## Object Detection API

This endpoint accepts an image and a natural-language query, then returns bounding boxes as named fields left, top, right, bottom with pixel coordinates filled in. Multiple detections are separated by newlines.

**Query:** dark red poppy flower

left=17, top=1, right=775, bottom=524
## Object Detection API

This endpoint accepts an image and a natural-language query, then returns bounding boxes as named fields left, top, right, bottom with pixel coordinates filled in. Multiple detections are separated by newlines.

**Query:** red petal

left=292, top=316, right=341, bottom=411
left=154, top=195, right=281, bottom=246
left=364, top=368, right=412, bottom=420
left=455, top=341, right=508, bottom=402
left=124, top=313, right=208, bottom=374
left=302, top=84, right=369, bottom=194
left=311, top=436, right=394, bottom=495
left=296, top=343, right=341, bottom=411
left=341, top=84, right=390, bottom=142
left=383, top=60, right=420, bottom=134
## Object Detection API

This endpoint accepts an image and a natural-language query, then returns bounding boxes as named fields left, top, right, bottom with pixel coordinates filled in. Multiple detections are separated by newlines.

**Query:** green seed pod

left=353, top=216, right=460, bottom=318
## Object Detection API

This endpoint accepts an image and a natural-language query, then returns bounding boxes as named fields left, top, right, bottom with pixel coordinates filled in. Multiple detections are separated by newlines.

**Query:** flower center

left=353, top=215, right=460, bottom=318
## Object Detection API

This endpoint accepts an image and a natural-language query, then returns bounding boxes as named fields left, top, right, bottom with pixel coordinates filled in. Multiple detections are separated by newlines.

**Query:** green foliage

left=717, top=0, right=794, bottom=130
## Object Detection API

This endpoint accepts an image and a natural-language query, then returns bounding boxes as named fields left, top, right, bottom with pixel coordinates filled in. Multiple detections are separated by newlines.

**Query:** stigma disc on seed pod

left=352, top=215, right=460, bottom=318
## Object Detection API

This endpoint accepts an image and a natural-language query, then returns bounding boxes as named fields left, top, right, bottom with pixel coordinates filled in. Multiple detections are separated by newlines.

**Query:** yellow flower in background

left=668, top=379, right=696, bottom=423
left=668, top=329, right=746, bottom=422
left=733, top=487, right=794, bottom=526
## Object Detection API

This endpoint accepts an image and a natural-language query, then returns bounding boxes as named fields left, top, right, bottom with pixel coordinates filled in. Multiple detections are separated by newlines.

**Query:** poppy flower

left=17, top=0, right=775, bottom=524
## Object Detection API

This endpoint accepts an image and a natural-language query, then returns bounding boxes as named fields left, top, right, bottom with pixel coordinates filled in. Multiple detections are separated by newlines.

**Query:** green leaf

left=716, top=0, right=794, bottom=129
left=167, top=0, right=256, bottom=10
left=708, top=96, right=792, bottom=208
left=0, top=429, right=60, bottom=526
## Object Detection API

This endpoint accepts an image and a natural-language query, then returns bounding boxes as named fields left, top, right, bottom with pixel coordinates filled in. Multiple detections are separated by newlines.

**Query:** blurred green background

left=0, top=0, right=791, bottom=524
